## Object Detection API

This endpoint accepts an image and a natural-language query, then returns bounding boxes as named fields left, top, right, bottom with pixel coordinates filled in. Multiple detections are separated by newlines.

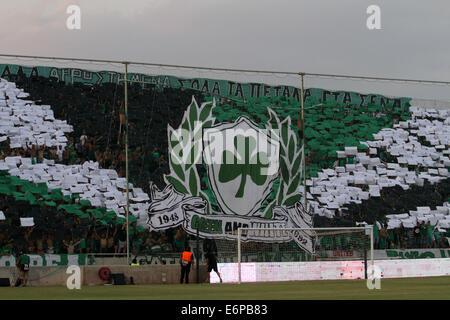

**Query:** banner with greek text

left=148, top=190, right=314, bottom=253
left=0, top=63, right=411, bottom=108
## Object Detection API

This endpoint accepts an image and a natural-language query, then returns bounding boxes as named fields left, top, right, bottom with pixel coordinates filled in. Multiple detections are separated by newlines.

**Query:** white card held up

left=20, top=217, right=34, bottom=227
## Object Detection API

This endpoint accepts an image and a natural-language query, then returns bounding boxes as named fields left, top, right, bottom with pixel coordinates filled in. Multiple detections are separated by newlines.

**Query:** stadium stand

left=0, top=70, right=449, bottom=258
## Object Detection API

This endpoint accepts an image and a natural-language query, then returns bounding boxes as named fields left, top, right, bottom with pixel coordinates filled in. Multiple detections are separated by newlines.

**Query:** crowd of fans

left=0, top=183, right=188, bottom=256
left=372, top=220, right=450, bottom=250
left=8, top=74, right=208, bottom=192
left=0, top=73, right=200, bottom=256
left=0, top=72, right=448, bottom=258
left=316, top=220, right=450, bottom=252
left=314, top=178, right=450, bottom=249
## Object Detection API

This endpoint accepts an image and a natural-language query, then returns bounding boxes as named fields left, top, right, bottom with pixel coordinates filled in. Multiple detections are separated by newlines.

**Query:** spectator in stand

left=77, top=232, right=87, bottom=254
left=407, top=226, right=415, bottom=248
left=379, top=225, right=387, bottom=249
left=80, top=131, right=88, bottom=150
left=425, top=221, right=434, bottom=248
left=413, top=222, right=421, bottom=248
left=420, top=221, right=427, bottom=248
left=432, top=227, right=441, bottom=248
left=56, top=145, right=64, bottom=162
left=439, top=232, right=449, bottom=248
left=36, top=235, right=46, bottom=254
left=116, top=224, right=127, bottom=254
left=37, top=147, right=44, bottom=164
left=0, top=233, right=13, bottom=255
left=46, top=235, right=54, bottom=254
left=173, top=226, right=188, bottom=252
left=129, top=232, right=142, bottom=256
left=148, top=231, right=164, bottom=253
left=94, top=228, right=109, bottom=254
left=392, top=228, right=401, bottom=249
left=151, top=231, right=167, bottom=247
left=399, top=224, right=408, bottom=249
left=86, top=233, right=97, bottom=254
left=63, top=238, right=81, bottom=255
left=386, top=227, right=394, bottom=249
left=107, top=224, right=118, bottom=254
left=372, top=221, right=379, bottom=249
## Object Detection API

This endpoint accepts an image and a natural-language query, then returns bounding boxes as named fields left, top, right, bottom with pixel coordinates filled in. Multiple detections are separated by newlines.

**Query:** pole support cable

left=0, top=53, right=449, bottom=85
left=124, top=62, right=130, bottom=266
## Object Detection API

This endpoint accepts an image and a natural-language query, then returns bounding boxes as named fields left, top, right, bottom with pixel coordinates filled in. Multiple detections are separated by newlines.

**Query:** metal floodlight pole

left=124, top=62, right=130, bottom=265
left=238, top=228, right=241, bottom=284
left=196, top=228, right=200, bottom=284
left=370, top=226, right=374, bottom=270
left=363, top=233, right=368, bottom=280
left=300, top=73, right=307, bottom=210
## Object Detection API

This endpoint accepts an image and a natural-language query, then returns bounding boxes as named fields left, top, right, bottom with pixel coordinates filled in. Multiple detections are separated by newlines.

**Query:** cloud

left=0, top=0, right=448, bottom=100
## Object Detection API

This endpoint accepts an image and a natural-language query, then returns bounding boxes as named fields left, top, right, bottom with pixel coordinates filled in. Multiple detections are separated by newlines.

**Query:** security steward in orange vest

left=180, top=246, right=194, bottom=284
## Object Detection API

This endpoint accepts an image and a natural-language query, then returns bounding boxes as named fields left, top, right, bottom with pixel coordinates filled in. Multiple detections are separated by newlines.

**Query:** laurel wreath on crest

left=165, top=98, right=304, bottom=217
left=165, top=97, right=216, bottom=213
left=262, top=108, right=304, bottom=218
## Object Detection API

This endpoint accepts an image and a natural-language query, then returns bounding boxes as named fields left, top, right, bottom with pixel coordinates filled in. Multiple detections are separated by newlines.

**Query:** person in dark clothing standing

left=203, top=239, right=223, bottom=283
left=413, top=222, right=421, bottom=248
left=180, top=246, right=194, bottom=284
left=116, top=224, right=127, bottom=254
left=16, top=251, right=30, bottom=287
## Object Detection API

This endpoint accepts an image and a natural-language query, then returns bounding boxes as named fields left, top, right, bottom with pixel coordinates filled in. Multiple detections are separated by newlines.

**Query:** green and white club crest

left=147, top=97, right=314, bottom=252
left=203, top=116, right=279, bottom=216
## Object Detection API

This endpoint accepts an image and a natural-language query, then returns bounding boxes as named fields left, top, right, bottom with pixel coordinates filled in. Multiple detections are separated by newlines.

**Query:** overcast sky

left=0, top=0, right=449, bottom=100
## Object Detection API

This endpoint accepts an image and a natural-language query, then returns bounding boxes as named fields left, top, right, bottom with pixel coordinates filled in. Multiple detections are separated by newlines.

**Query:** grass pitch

left=0, top=277, right=449, bottom=300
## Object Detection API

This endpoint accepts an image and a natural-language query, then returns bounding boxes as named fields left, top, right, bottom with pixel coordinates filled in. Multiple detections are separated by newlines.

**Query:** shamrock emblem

left=218, top=135, right=270, bottom=198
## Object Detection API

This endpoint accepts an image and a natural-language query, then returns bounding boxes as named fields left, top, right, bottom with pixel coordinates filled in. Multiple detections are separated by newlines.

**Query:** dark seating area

left=0, top=72, right=448, bottom=256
